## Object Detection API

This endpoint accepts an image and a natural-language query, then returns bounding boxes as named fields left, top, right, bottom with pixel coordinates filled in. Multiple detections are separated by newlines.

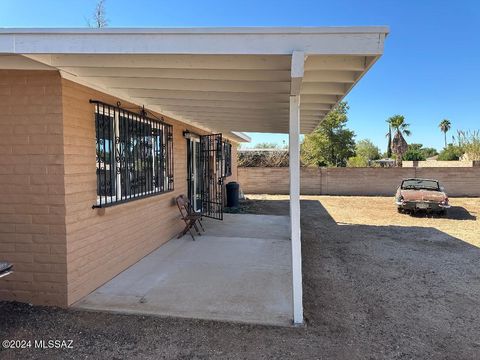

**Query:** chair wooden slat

left=176, top=195, right=205, bottom=240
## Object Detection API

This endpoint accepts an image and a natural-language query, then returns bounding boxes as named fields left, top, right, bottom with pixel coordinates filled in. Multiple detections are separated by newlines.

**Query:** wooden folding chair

left=176, top=195, right=204, bottom=240
left=181, top=195, right=205, bottom=232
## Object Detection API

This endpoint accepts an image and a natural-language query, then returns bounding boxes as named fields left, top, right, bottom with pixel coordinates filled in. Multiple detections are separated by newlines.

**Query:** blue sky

left=1, top=0, right=479, bottom=151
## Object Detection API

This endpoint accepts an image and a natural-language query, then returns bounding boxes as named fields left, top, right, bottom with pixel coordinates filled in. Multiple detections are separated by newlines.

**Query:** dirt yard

left=247, top=195, right=480, bottom=247
left=1, top=196, right=479, bottom=359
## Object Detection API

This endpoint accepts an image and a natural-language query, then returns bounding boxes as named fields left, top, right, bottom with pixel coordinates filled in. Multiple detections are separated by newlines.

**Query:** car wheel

left=397, top=207, right=403, bottom=214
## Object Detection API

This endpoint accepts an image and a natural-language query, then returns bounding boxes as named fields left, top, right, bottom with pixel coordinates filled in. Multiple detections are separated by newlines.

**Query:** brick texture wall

left=0, top=70, right=67, bottom=306
left=1, top=70, right=239, bottom=307
left=61, top=79, right=238, bottom=305
left=238, top=167, right=480, bottom=197
left=403, top=160, right=479, bottom=168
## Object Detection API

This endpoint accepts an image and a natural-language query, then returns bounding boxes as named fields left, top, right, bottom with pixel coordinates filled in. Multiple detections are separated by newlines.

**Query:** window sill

left=92, top=189, right=175, bottom=209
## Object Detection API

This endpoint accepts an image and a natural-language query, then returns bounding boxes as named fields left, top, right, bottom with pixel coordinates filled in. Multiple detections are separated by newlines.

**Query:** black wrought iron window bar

left=92, top=100, right=174, bottom=208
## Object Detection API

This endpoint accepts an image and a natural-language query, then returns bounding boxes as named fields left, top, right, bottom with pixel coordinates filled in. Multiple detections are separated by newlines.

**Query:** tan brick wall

left=403, top=160, right=478, bottom=168
left=415, top=168, right=480, bottom=196
left=236, top=166, right=320, bottom=195
left=61, top=79, right=240, bottom=305
left=300, top=167, right=322, bottom=195
left=0, top=70, right=67, bottom=306
left=238, top=168, right=290, bottom=194
left=321, top=168, right=417, bottom=196
left=238, top=167, right=480, bottom=197
left=1, top=70, right=240, bottom=307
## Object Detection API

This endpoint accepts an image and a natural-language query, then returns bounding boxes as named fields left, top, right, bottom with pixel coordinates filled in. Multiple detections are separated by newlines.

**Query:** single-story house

left=0, top=27, right=388, bottom=324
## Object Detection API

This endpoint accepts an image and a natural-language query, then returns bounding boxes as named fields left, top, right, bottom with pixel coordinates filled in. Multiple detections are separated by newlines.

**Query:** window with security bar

left=92, top=100, right=174, bottom=208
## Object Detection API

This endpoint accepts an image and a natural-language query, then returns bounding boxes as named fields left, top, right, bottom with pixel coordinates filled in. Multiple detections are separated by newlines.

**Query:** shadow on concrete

left=73, top=213, right=293, bottom=326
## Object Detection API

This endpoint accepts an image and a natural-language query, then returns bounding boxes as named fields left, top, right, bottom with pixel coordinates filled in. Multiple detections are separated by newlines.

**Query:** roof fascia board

left=0, top=27, right=389, bottom=55
left=0, top=26, right=389, bottom=34
left=230, top=131, right=251, bottom=143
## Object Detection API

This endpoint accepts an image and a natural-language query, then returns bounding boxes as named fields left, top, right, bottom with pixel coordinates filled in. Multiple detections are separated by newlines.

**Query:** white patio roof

left=0, top=27, right=388, bottom=138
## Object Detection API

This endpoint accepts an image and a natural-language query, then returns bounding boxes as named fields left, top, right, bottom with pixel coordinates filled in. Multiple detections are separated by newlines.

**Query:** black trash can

left=226, top=181, right=240, bottom=208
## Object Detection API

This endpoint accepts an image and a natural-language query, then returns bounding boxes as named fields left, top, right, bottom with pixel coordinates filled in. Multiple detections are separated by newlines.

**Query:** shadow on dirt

left=238, top=197, right=480, bottom=359
left=403, top=206, right=476, bottom=220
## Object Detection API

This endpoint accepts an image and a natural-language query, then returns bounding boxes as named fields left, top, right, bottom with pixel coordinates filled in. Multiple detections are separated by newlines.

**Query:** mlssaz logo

left=35, top=340, right=74, bottom=349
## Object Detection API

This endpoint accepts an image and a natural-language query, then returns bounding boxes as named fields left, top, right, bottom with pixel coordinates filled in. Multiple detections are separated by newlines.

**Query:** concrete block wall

left=321, top=168, right=416, bottom=196
left=0, top=70, right=67, bottom=306
left=403, top=160, right=479, bottom=168
left=61, top=79, right=238, bottom=305
left=238, top=167, right=480, bottom=197
left=300, top=167, right=322, bottom=195
left=415, top=167, right=480, bottom=197
left=0, top=70, right=239, bottom=307
left=239, top=168, right=290, bottom=194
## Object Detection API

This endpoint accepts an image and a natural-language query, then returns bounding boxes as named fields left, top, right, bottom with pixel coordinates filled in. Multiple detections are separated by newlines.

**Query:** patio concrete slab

left=74, top=214, right=292, bottom=326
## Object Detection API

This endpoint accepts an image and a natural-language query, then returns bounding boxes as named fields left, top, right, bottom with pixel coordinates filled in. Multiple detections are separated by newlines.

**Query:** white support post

left=290, top=50, right=304, bottom=325
left=289, top=95, right=303, bottom=325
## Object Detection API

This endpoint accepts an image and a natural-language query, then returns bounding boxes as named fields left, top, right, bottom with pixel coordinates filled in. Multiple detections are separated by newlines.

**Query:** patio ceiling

left=0, top=27, right=388, bottom=136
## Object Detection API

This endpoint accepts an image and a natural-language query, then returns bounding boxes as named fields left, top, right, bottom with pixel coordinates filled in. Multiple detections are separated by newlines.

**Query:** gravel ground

left=1, top=196, right=480, bottom=359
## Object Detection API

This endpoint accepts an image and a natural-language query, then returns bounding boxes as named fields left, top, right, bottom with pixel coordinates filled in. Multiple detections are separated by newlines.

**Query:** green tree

left=356, top=139, right=381, bottom=161
left=347, top=155, right=368, bottom=167
left=403, top=147, right=426, bottom=161
left=347, top=139, right=381, bottom=167
left=439, top=119, right=451, bottom=148
left=420, top=147, right=439, bottom=158
left=437, top=144, right=464, bottom=161
left=403, top=143, right=438, bottom=161
left=301, top=102, right=355, bottom=167
left=387, top=114, right=410, bottom=165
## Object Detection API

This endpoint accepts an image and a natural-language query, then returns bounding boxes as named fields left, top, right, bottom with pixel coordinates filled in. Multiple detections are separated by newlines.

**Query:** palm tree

left=385, top=122, right=392, bottom=158
left=439, top=119, right=451, bottom=148
left=387, top=115, right=411, bottom=165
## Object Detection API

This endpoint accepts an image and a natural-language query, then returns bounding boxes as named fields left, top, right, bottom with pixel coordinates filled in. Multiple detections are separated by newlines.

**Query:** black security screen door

left=199, top=134, right=224, bottom=220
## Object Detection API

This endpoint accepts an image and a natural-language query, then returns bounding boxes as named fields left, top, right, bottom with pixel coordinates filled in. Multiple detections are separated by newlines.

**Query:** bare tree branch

left=90, top=0, right=108, bottom=28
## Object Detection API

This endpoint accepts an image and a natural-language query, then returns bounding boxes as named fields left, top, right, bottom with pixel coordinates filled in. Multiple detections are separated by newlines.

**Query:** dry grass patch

left=246, top=194, right=480, bottom=247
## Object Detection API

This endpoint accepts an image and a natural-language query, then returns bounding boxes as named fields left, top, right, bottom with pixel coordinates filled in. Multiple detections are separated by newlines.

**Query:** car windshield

left=401, top=179, right=440, bottom=191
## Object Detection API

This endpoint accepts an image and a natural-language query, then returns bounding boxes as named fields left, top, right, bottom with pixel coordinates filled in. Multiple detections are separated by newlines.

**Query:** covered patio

left=75, top=214, right=292, bottom=326
left=0, top=27, right=388, bottom=324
